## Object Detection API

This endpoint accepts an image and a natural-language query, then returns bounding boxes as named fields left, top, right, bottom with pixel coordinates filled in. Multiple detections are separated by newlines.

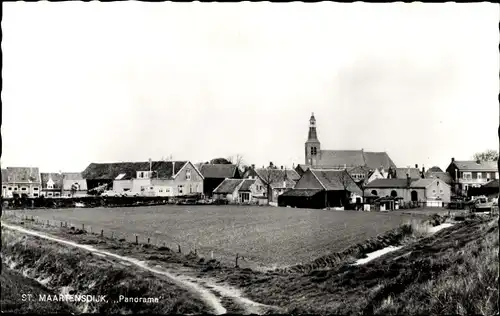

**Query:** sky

left=2, top=2, right=499, bottom=173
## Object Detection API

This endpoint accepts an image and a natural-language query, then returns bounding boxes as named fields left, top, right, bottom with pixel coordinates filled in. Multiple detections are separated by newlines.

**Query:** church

left=296, top=113, right=397, bottom=178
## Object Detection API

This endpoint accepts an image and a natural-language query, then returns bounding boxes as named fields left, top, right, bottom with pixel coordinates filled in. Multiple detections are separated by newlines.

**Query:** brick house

left=1, top=167, right=41, bottom=198
left=445, top=157, right=499, bottom=196
left=243, top=166, right=300, bottom=204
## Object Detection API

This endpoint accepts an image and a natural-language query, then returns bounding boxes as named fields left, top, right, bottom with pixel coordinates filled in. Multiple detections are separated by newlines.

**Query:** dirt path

left=1, top=222, right=275, bottom=315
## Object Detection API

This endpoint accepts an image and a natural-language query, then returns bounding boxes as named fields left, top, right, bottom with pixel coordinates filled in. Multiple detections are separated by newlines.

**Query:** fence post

left=147, top=237, right=150, bottom=245
left=101, top=229, right=104, bottom=237
left=82, top=224, right=85, bottom=231
left=111, top=232, right=114, bottom=239
left=235, top=253, right=239, bottom=268
left=135, top=235, right=138, bottom=245
left=211, top=251, right=214, bottom=259
left=178, top=244, right=182, bottom=253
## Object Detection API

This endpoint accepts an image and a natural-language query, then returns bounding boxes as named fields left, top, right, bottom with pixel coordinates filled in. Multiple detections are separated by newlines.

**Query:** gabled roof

left=452, top=160, right=498, bottom=171
left=410, top=178, right=449, bottom=188
left=315, top=150, right=396, bottom=170
left=363, top=152, right=397, bottom=170
left=199, top=164, right=239, bottom=179
left=3, top=167, right=41, bottom=183
left=347, top=165, right=372, bottom=175
left=255, top=168, right=300, bottom=189
left=213, top=179, right=243, bottom=194
left=82, top=161, right=187, bottom=180
left=365, top=178, right=410, bottom=189
left=483, top=179, right=499, bottom=188
left=394, top=168, right=421, bottom=179
left=310, top=169, right=362, bottom=194
left=424, top=171, right=452, bottom=184
left=280, top=189, right=322, bottom=197
left=238, top=179, right=256, bottom=192
left=317, top=150, right=366, bottom=167
left=62, top=172, right=84, bottom=181
left=40, top=173, right=63, bottom=189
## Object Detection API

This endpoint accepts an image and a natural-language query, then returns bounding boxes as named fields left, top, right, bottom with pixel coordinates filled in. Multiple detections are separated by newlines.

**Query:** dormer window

left=186, top=169, right=191, bottom=181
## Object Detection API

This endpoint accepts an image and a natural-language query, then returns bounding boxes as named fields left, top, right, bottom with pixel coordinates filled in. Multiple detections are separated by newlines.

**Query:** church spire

left=307, top=112, right=318, bottom=141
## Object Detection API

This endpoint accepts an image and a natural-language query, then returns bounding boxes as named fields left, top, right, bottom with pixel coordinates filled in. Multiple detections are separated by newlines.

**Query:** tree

left=70, top=183, right=79, bottom=197
left=259, top=169, right=276, bottom=205
left=473, top=149, right=499, bottom=162
left=227, top=154, right=245, bottom=171
left=210, top=158, right=232, bottom=164
left=338, top=170, right=353, bottom=208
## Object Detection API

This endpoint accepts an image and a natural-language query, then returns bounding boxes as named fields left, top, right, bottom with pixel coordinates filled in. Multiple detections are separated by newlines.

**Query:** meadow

left=12, top=206, right=429, bottom=269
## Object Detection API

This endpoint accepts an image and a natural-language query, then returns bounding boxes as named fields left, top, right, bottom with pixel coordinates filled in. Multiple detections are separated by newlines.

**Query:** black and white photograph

left=1, top=2, right=499, bottom=315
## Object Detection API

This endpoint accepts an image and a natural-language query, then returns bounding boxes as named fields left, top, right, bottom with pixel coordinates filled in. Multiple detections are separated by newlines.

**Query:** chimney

left=422, top=165, right=426, bottom=177
left=251, top=164, right=255, bottom=169
left=281, top=166, right=283, bottom=170
left=172, top=161, right=175, bottom=178
left=451, top=157, right=455, bottom=162
left=415, top=164, right=418, bottom=169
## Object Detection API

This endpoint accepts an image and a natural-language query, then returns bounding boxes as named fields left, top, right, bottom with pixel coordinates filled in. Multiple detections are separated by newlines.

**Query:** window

left=487, top=173, right=491, bottom=180
left=8, top=187, right=12, bottom=190
left=496, top=172, right=499, bottom=179
left=68, top=194, right=71, bottom=197
left=186, top=169, right=191, bottom=181
left=311, top=147, right=317, bottom=155
left=55, top=192, right=60, bottom=197
left=47, top=193, right=53, bottom=197
left=47, top=184, right=53, bottom=189
left=371, top=190, right=378, bottom=196
left=159, top=189, right=163, bottom=193
left=33, top=187, right=39, bottom=191
left=34, top=193, right=39, bottom=197
left=140, top=172, right=144, bottom=178
left=477, top=173, right=482, bottom=180
left=2, top=186, right=6, bottom=189
left=14, top=187, right=18, bottom=191
left=440, top=190, right=443, bottom=193
left=462, top=172, right=472, bottom=180
left=390, top=190, right=398, bottom=197
left=21, top=187, right=27, bottom=191
left=178, top=185, right=184, bottom=194
left=189, top=185, right=193, bottom=193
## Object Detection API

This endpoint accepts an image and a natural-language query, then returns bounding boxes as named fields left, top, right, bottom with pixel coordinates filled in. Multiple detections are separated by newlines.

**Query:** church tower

left=305, top=112, right=321, bottom=166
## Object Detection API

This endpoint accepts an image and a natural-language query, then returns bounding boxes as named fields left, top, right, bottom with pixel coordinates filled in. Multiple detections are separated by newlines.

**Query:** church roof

left=315, top=150, right=396, bottom=170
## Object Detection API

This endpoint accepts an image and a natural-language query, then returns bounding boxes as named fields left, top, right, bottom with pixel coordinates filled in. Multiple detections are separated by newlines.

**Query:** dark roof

left=395, top=168, right=421, bottom=179
left=62, top=172, right=84, bottom=181
left=365, top=178, right=411, bottom=189
left=410, top=179, right=446, bottom=188
left=40, top=173, right=63, bottom=189
left=424, top=171, right=452, bottom=184
left=317, top=150, right=366, bottom=167
left=452, top=160, right=497, bottom=171
left=315, top=150, right=396, bottom=170
left=238, top=179, right=256, bottom=192
left=199, top=164, right=238, bottom=179
left=310, top=169, right=362, bottom=194
left=3, top=167, right=41, bottom=183
left=280, top=189, right=322, bottom=197
left=1, top=169, right=7, bottom=183
left=427, top=166, right=444, bottom=173
left=82, top=161, right=187, bottom=180
left=347, top=165, right=372, bottom=176
left=213, top=179, right=243, bottom=194
left=483, top=179, right=499, bottom=188
left=255, top=168, right=300, bottom=188
left=363, top=152, right=397, bottom=170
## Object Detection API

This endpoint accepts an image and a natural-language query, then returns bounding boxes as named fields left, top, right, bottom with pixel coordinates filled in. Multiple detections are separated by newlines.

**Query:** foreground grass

left=235, top=217, right=499, bottom=315
left=1, top=228, right=208, bottom=314
left=1, top=262, right=76, bottom=314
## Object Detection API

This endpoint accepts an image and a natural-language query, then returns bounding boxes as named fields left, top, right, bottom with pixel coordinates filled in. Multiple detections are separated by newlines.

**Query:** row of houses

left=2, top=113, right=497, bottom=208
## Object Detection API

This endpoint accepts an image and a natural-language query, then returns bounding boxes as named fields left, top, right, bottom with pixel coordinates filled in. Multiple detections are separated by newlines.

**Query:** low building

left=1, top=167, right=41, bottom=198
left=198, top=164, right=241, bottom=197
left=279, top=169, right=362, bottom=209
left=40, top=173, right=63, bottom=198
left=62, top=172, right=88, bottom=197
left=212, top=178, right=267, bottom=204
left=364, top=177, right=451, bottom=208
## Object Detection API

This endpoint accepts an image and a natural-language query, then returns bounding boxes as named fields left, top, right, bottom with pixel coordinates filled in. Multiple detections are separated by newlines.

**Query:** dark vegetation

left=1, top=228, right=209, bottom=314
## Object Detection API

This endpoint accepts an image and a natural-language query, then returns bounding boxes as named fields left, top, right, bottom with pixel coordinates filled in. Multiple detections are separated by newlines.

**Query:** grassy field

left=11, top=205, right=429, bottom=269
